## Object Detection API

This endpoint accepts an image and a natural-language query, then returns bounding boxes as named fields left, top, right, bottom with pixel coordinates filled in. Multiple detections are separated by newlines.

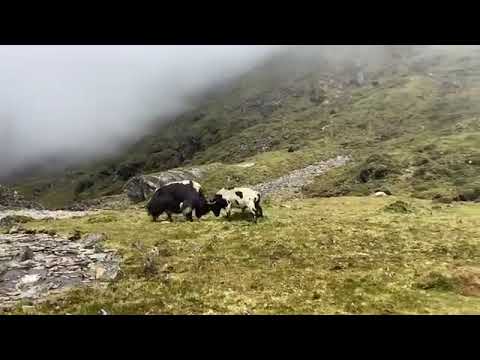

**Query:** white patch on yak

left=182, top=205, right=193, bottom=215
left=167, top=180, right=202, bottom=193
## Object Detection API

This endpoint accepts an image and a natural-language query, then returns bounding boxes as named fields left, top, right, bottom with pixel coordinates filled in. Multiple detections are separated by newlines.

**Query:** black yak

left=146, top=180, right=211, bottom=222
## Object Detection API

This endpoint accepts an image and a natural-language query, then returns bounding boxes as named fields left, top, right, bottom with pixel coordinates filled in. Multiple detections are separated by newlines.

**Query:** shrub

left=74, top=178, right=94, bottom=195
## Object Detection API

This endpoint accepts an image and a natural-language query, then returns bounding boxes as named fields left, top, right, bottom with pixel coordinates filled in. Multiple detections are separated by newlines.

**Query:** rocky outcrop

left=124, top=165, right=214, bottom=203
left=0, top=185, right=43, bottom=210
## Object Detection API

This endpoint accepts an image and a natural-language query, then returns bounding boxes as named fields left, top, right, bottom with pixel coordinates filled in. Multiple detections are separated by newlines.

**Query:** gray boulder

left=123, top=166, right=213, bottom=203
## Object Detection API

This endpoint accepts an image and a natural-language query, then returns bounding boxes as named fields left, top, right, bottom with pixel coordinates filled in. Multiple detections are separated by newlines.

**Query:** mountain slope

left=12, top=45, right=480, bottom=208
left=5, top=46, right=480, bottom=315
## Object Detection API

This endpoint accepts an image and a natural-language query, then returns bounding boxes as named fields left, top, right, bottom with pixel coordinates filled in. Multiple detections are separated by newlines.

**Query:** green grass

left=8, top=196, right=480, bottom=315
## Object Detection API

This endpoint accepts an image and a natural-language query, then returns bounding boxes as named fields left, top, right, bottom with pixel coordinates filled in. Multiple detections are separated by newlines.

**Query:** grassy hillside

left=6, top=46, right=480, bottom=315
left=12, top=46, right=480, bottom=208
left=8, top=196, right=480, bottom=314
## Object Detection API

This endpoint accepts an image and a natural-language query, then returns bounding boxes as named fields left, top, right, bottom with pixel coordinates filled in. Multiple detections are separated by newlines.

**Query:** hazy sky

left=0, top=45, right=282, bottom=178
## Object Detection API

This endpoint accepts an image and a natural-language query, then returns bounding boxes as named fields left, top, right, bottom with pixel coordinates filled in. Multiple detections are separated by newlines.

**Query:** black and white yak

left=146, top=180, right=211, bottom=222
left=210, top=187, right=263, bottom=223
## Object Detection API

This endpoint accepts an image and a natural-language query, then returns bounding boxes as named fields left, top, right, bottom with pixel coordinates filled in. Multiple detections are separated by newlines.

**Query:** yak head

left=209, top=194, right=228, bottom=217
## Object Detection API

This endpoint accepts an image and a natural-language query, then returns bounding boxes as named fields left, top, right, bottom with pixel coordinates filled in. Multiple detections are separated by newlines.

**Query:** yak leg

left=181, top=201, right=194, bottom=222
left=255, top=204, right=264, bottom=218
left=224, top=202, right=232, bottom=219
left=248, top=205, right=257, bottom=223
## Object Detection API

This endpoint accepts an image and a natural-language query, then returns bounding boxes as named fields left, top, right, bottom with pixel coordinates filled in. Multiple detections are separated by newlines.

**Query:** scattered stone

left=19, top=274, right=41, bottom=285
left=81, top=233, right=107, bottom=249
left=373, top=191, right=389, bottom=197
left=287, top=144, right=301, bottom=153
left=68, top=230, right=82, bottom=241
left=95, top=265, right=106, bottom=280
left=37, top=229, right=57, bottom=236
left=161, top=263, right=174, bottom=273
left=143, top=255, right=158, bottom=276
left=9, top=226, right=20, bottom=234
left=0, top=263, right=8, bottom=276
left=18, top=247, right=34, bottom=261
left=0, top=230, right=121, bottom=306
left=253, top=155, right=351, bottom=198
left=235, top=162, right=256, bottom=168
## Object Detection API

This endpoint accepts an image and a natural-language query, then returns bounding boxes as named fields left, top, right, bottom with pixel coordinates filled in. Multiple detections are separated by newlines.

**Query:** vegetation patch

left=3, top=197, right=480, bottom=315
left=383, top=200, right=415, bottom=214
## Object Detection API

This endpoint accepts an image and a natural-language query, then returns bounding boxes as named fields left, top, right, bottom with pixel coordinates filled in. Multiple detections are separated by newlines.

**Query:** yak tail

left=254, top=193, right=263, bottom=218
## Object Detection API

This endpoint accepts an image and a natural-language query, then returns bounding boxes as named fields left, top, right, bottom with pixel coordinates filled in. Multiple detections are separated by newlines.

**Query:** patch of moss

left=415, top=272, right=460, bottom=292
left=384, top=200, right=415, bottom=214
left=0, top=215, right=35, bottom=228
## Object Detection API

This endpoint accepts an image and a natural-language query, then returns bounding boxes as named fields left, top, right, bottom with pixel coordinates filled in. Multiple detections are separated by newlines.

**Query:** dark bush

left=454, top=188, right=480, bottom=202
left=413, top=157, right=430, bottom=166
left=432, top=194, right=453, bottom=204
left=288, top=144, right=301, bottom=153
left=384, top=200, right=414, bottom=214
left=98, top=165, right=115, bottom=178
left=417, top=143, right=437, bottom=153
left=415, top=272, right=459, bottom=292
left=116, top=161, right=145, bottom=181
left=359, top=168, right=374, bottom=183
left=75, top=178, right=94, bottom=195
left=358, top=165, right=390, bottom=183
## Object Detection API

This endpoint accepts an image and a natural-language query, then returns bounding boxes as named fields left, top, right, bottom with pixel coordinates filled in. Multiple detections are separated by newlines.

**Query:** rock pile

left=253, top=155, right=351, bottom=198
left=0, top=230, right=120, bottom=309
